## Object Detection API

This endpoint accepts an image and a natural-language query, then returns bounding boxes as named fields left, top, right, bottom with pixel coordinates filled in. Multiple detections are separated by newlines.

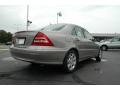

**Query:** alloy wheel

left=67, top=53, right=77, bottom=71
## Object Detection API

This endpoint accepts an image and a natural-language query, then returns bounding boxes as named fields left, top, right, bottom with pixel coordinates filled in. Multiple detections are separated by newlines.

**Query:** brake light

left=32, top=32, right=54, bottom=46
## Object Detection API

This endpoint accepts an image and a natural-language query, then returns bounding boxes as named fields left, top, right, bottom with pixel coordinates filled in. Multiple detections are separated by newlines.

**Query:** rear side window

left=41, top=24, right=66, bottom=31
left=83, top=30, right=93, bottom=39
left=72, top=26, right=84, bottom=38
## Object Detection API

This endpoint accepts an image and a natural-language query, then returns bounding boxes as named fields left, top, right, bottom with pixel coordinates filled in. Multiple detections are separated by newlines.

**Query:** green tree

left=6, top=32, right=12, bottom=42
left=0, top=30, right=12, bottom=43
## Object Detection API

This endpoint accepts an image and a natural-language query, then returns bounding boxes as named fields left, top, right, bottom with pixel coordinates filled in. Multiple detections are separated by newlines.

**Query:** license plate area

left=16, top=38, right=26, bottom=45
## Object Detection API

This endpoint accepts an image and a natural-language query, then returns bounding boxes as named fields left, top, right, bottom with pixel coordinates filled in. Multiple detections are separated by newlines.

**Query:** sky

left=0, top=4, right=120, bottom=33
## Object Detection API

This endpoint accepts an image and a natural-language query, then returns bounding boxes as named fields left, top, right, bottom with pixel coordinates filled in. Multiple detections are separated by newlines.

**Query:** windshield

left=41, top=24, right=66, bottom=31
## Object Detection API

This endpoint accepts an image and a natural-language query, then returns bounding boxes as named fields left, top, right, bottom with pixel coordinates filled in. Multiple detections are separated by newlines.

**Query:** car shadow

left=8, top=59, right=98, bottom=85
left=15, top=58, right=97, bottom=75
left=21, top=58, right=97, bottom=74
left=77, top=58, right=97, bottom=69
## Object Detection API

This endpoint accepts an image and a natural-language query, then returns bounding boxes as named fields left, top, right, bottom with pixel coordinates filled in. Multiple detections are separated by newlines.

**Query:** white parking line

left=101, top=59, right=108, bottom=62
left=93, top=58, right=108, bottom=62
left=1, top=57, right=16, bottom=61
left=0, top=49, right=9, bottom=50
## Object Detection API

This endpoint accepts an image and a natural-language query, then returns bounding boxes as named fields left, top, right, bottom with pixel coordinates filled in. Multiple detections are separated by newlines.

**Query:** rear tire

left=96, top=56, right=101, bottom=62
left=63, top=50, right=78, bottom=73
left=95, top=50, right=102, bottom=62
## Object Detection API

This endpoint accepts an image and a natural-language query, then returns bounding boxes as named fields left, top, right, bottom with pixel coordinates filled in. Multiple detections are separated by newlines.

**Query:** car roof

left=37, top=23, right=86, bottom=35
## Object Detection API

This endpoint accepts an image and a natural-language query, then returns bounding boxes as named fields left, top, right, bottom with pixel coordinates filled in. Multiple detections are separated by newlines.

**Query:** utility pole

left=26, top=5, right=29, bottom=31
left=57, top=12, right=62, bottom=24
left=26, top=5, right=32, bottom=31
left=57, top=13, right=58, bottom=24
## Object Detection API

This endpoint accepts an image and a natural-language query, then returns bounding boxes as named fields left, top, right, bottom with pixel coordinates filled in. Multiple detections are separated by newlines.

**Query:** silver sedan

left=10, top=23, right=101, bottom=72
left=100, top=37, right=120, bottom=51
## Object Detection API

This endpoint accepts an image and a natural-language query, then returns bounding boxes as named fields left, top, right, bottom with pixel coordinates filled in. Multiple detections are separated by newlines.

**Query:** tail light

left=32, top=32, right=54, bottom=46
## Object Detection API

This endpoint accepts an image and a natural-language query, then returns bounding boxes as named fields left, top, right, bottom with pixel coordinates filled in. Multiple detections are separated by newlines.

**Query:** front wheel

left=101, top=45, right=108, bottom=51
left=95, top=50, right=102, bottom=62
left=63, top=50, right=78, bottom=72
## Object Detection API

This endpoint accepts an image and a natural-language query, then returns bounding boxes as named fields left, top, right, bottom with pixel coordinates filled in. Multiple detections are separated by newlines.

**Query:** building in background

left=92, top=33, right=120, bottom=42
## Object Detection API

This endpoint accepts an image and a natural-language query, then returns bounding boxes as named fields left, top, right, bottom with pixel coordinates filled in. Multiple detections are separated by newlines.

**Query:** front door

left=109, top=37, right=120, bottom=49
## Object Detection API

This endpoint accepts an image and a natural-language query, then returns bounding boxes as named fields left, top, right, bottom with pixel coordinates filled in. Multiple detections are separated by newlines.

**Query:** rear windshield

left=40, top=24, right=66, bottom=31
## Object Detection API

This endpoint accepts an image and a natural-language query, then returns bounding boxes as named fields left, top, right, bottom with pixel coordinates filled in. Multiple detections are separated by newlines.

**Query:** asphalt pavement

left=0, top=45, right=120, bottom=85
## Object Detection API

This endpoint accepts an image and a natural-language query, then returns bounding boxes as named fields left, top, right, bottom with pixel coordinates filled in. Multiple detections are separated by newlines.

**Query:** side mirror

left=89, top=38, right=95, bottom=41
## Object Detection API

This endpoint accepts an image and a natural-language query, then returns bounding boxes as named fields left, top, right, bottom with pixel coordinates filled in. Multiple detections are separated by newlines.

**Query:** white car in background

left=100, top=37, right=120, bottom=51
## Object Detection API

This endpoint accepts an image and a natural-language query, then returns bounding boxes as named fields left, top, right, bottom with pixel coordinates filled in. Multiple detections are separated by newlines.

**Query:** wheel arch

left=64, top=48, right=79, bottom=60
left=100, top=44, right=108, bottom=48
left=100, top=44, right=108, bottom=51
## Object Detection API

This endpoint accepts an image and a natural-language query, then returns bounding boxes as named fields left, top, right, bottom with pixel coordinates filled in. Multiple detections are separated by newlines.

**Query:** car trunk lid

left=13, top=31, right=38, bottom=47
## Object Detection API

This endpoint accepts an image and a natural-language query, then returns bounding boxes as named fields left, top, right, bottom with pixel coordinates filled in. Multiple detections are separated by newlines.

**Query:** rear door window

left=83, top=30, right=93, bottom=40
left=72, top=26, right=84, bottom=38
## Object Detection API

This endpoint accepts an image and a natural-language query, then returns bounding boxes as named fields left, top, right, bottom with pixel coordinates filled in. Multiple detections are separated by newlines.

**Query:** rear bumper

left=10, top=46, right=67, bottom=64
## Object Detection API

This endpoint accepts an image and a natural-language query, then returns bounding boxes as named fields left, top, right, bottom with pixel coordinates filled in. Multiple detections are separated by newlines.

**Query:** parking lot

left=0, top=45, right=120, bottom=85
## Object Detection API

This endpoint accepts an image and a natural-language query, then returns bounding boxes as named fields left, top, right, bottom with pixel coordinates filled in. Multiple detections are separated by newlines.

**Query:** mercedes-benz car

left=10, top=23, right=101, bottom=72
left=100, top=37, right=120, bottom=51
